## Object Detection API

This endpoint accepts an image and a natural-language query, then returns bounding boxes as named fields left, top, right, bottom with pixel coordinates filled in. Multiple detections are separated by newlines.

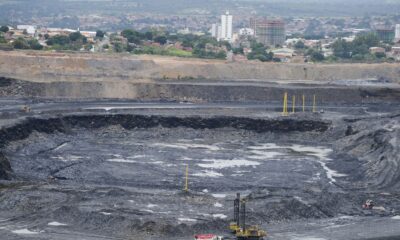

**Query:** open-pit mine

left=0, top=51, right=400, bottom=240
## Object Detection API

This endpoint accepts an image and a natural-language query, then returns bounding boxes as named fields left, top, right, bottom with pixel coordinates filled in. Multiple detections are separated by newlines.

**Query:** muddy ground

left=0, top=100, right=399, bottom=239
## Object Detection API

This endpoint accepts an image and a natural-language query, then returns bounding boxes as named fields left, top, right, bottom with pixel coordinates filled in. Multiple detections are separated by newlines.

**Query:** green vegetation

left=118, top=29, right=230, bottom=60
left=46, top=35, right=70, bottom=45
left=134, top=46, right=192, bottom=57
left=331, top=32, right=381, bottom=61
left=154, top=35, right=167, bottom=45
left=375, top=52, right=386, bottom=59
left=0, top=33, right=6, bottom=44
left=113, top=42, right=125, bottom=53
left=294, top=41, right=305, bottom=49
left=247, top=41, right=273, bottom=62
left=27, top=39, right=43, bottom=50
left=12, top=38, right=30, bottom=49
left=12, top=37, right=43, bottom=50
left=0, top=26, right=8, bottom=33
left=306, top=48, right=325, bottom=62
left=232, top=47, right=244, bottom=55
left=121, top=29, right=141, bottom=44
left=46, top=31, right=88, bottom=50
left=96, top=30, right=105, bottom=38
left=193, top=48, right=226, bottom=59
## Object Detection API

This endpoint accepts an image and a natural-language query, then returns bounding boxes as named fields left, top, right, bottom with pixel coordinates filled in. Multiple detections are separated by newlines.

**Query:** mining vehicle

left=229, top=193, right=267, bottom=240
left=362, top=199, right=374, bottom=210
left=194, top=234, right=224, bottom=240
left=20, top=105, right=31, bottom=113
left=229, top=193, right=241, bottom=233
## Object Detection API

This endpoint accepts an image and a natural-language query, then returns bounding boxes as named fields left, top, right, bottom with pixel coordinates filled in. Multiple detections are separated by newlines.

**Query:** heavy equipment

left=229, top=193, right=241, bottom=233
left=194, top=234, right=224, bottom=240
left=20, top=105, right=31, bottom=113
left=362, top=199, right=374, bottom=210
left=229, top=193, right=267, bottom=240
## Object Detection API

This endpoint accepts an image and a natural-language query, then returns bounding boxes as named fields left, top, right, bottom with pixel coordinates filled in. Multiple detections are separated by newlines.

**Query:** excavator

left=229, top=193, right=267, bottom=240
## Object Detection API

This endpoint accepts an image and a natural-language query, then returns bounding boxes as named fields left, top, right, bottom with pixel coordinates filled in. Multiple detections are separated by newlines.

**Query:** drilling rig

left=229, top=193, right=267, bottom=240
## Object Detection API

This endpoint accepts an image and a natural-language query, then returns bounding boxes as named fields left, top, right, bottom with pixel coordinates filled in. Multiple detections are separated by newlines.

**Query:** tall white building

left=396, top=24, right=400, bottom=41
left=220, top=11, right=233, bottom=42
left=211, top=24, right=218, bottom=38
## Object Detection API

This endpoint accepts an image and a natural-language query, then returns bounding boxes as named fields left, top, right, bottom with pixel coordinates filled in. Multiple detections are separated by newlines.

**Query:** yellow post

left=313, top=95, right=317, bottom=113
left=184, top=164, right=189, bottom=192
left=285, top=93, right=288, bottom=115
left=282, top=92, right=288, bottom=116
left=292, top=95, right=296, bottom=113
left=282, top=92, right=285, bottom=115
left=302, top=95, right=305, bottom=112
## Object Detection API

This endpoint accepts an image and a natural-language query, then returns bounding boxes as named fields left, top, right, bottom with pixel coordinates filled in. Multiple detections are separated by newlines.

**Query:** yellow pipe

left=283, top=92, right=289, bottom=116
left=284, top=93, right=287, bottom=116
left=292, top=95, right=295, bottom=113
left=282, top=92, right=285, bottom=116
left=313, top=95, right=316, bottom=113
left=282, top=92, right=286, bottom=116
left=302, top=95, right=305, bottom=112
left=184, top=164, right=189, bottom=192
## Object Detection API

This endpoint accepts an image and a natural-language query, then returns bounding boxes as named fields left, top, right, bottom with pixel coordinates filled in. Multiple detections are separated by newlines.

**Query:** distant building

left=250, top=18, right=286, bottom=47
left=285, top=38, right=301, bottom=46
left=211, top=24, right=218, bottom=38
left=178, top=28, right=190, bottom=35
left=210, top=11, right=233, bottom=42
left=341, top=36, right=355, bottom=42
left=210, top=24, right=222, bottom=40
left=38, top=27, right=76, bottom=37
left=388, top=46, right=400, bottom=61
left=16, top=25, right=36, bottom=35
left=217, top=25, right=222, bottom=40
left=375, top=27, right=395, bottom=43
left=369, top=47, right=385, bottom=54
left=220, top=11, right=233, bottom=42
left=392, top=46, right=400, bottom=55
left=249, top=18, right=257, bottom=35
left=395, top=24, right=400, bottom=42
left=80, top=31, right=97, bottom=38
left=272, top=48, right=295, bottom=62
left=239, top=28, right=254, bottom=36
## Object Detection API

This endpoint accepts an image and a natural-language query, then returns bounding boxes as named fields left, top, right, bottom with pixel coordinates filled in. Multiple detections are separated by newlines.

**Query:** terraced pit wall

left=1, top=51, right=400, bottom=103
left=1, top=112, right=399, bottom=190
left=0, top=77, right=399, bottom=104
left=0, top=114, right=330, bottom=180
left=1, top=51, right=400, bottom=82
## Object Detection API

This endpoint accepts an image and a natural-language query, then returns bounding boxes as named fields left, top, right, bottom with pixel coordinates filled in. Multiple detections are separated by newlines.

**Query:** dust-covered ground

left=0, top=100, right=399, bottom=240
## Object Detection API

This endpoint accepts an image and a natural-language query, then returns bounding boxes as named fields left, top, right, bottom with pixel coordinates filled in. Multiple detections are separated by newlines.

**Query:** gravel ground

left=0, top=100, right=399, bottom=239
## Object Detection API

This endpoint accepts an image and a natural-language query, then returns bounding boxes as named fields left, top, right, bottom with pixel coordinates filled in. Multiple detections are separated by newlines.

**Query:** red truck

left=194, top=234, right=224, bottom=240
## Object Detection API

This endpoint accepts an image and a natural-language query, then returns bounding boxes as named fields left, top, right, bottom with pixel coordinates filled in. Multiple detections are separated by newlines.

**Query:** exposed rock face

left=1, top=51, right=400, bottom=102
left=338, top=114, right=400, bottom=189
left=1, top=51, right=400, bottom=82
left=0, top=77, right=400, bottom=103
left=0, top=152, right=11, bottom=180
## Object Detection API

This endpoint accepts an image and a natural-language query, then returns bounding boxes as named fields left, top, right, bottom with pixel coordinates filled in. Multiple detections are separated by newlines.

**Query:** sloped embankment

left=1, top=77, right=400, bottom=103
left=338, top=114, right=400, bottom=189
left=0, top=114, right=330, bottom=180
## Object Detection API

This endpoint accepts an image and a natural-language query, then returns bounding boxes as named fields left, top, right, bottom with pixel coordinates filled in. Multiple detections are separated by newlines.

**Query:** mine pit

left=0, top=110, right=399, bottom=240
